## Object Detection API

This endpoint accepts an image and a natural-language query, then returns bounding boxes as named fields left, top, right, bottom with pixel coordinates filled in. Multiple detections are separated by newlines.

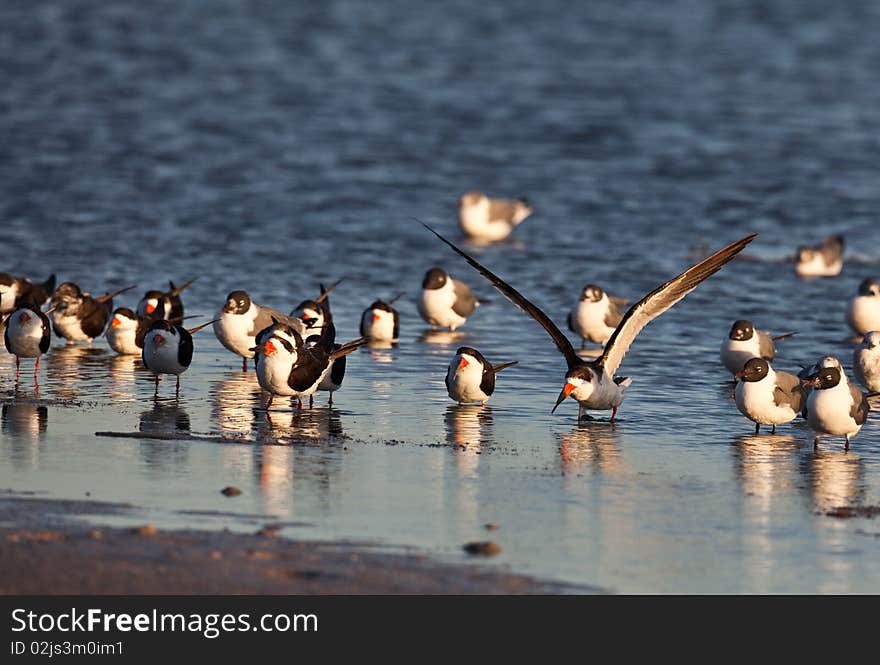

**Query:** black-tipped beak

left=551, top=387, right=568, bottom=414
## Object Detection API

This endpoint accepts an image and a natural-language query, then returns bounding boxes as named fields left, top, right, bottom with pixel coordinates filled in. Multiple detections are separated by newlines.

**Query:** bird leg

left=296, top=398, right=302, bottom=414
left=309, top=394, right=313, bottom=409
left=610, top=406, right=618, bottom=423
left=328, top=393, right=333, bottom=407
left=175, top=376, right=180, bottom=398
left=755, top=422, right=760, bottom=434
left=813, top=436, right=820, bottom=450
left=845, top=435, right=850, bottom=452
left=771, top=424, right=776, bottom=434
left=242, top=357, right=248, bottom=372
left=154, top=374, right=160, bottom=398
left=265, top=393, right=274, bottom=410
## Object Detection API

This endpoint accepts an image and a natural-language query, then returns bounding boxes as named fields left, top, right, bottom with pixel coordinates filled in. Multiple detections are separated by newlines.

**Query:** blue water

left=1, top=0, right=879, bottom=593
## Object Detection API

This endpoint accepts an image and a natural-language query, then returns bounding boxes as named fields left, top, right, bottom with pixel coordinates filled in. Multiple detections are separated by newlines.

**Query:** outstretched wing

left=598, top=233, right=757, bottom=376
left=424, top=223, right=580, bottom=369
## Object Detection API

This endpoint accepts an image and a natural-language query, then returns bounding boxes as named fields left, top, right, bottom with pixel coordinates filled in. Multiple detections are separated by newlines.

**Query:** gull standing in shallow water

left=734, top=358, right=805, bottom=434
left=803, top=365, right=871, bottom=450
left=424, top=223, right=756, bottom=421
left=853, top=331, right=880, bottom=392
left=846, top=277, right=880, bottom=337
left=567, top=284, right=628, bottom=349
left=720, top=319, right=796, bottom=375
left=458, top=191, right=533, bottom=242
left=418, top=267, right=479, bottom=331
left=795, top=235, right=844, bottom=277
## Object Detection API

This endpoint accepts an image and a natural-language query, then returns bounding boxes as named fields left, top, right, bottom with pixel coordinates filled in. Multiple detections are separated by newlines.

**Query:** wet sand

left=0, top=494, right=584, bottom=594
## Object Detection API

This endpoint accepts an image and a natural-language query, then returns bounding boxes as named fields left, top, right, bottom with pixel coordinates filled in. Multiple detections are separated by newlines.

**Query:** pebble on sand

left=463, top=541, right=502, bottom=556
left=135, top=524, right=157, bottom=537
left=221, top=486, right=242, bottom=497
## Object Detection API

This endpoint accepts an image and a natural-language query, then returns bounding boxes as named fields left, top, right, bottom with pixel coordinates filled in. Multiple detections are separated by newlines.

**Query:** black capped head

left=580, top=284, right=605, bottom=302
left=52, top=282, right=84, bottom=300
left=422, top=267, right=448, bottom=290
left=808, top=366, right=842, bottom=390
left=857, top=277, right=880, bottom=297
left=0, top=273, right=13, bottom=287
left=565, top=364, right=594, bottom=383
left=728, top=320, right=754, bottom=341
left=113, top=307, right=137, bottom=320
left=148, top=319, right=177, bottom=334
left=222, top=290, right=251, bottom=314
left=736, top=357, right=769, bottom=382
left=454, top=346, right=487, bottom=366
left=369, top=299, right=396, bottom=313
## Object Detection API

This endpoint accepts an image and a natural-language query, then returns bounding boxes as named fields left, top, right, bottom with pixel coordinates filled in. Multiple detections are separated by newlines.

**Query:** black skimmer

left=136, top=277, right=196, bottom=320
left=720, top=320, right=796, bottom=375
left=3, top=303, right=52, bottom=390
left=0, top=272, right=56, bottom=314
left=853, top=331, right=880, bottom=392
left=445, top=346, right=517, bottom=405
left=802, top=365, right=871, bottom=450
left=105, top=307, right=156, bottom=355
left=846, top=277, right=880, bottom=337
left=49, top=282, right=135, bottom=344
left=289, top=279, right=343, bottom=333
left=360, top=293, right=403, bottom=342
left=254, top=318, right=368, bottom=410
left=213, top=290, right=301, bottom=371
left=142, top=319, right=216, bottom=397
left=567, top=284, right=628, bottom=348
left=795, top=235, right=844, bottom=277
left=418, top=267, right=479, bottom=331
left=733, top=358, right=805, bottom=434
left=458, top=191, right=533, bottom=242
left=424, top=223, right=756, bottom=421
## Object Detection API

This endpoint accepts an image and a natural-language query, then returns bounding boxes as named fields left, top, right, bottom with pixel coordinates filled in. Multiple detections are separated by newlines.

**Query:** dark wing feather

left=330, top=352, right=347, bottom=386
left=38, top=311, right=51, bottom=354
left=288, top=349, right=328, bottom=391
left=3, top=317, right=10, bottom=353
left=603, top=301, right=624, bottom=329
left=424, top=224, right=581, bottom=369
left=176, top=326, right=194, bottom=368
left=773, top=370, right=804, bottom=412
left=392, top=308, right=400, bottom=339
left=598, top=233, right=756, bottom=376
left=79, top=298, right=113, bottom=339
left=479, top=363, right=497, bottom=396
left=850, top=384, right=870, bottom=426
left=451, top=279, right=478, bottom=318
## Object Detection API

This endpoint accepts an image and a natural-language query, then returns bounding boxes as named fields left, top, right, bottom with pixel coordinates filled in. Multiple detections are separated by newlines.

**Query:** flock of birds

left=2, top=192, right=880, bottom=452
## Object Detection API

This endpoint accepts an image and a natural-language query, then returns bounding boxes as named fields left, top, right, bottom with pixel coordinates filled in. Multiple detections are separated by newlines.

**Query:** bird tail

left=316, top=278, right=345, bottom=304
left=772, top=332, right=797, bottom=341
left=168, top=277, right=198, bottom=296
left=186, top=319, right=219, bottom=335
left=492, top=361, right=518, bottom=373
left=387, top=292, right=405, bottom=305
left=96, top=285, right=137, bottom=303
left=43, top=274, right=57, bottom=293
left=330, top=337, right=370, bottom=360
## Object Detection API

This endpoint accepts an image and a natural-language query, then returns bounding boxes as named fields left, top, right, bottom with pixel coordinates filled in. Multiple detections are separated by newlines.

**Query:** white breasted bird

left=458, top=191, right=533, bottom=242
left=289, top=280, right=342, bottom=334
left=424, top=223, right=755, bottom=421
left=49, top=282, right=136, bottom=344
left=0, top=272, right=56, bottom=314
left=418, top=267, right=479, bottom=331
left=142, top=319, right=216, bottom=397
left=445, top=346, right=517, bottom=405
left=734, top=358, right=805, bottom=434
left=720, top=319, right=796, bottom=375
left=795, top=235, right=844, bottom=277
left=3, top=303, right=52, bottom=389
left=846, top=277, right=880, bottom=337
left=136, top=277, right=196, bottom=321
left=105, top=307, right=157, bottom=355
left=803, top=365, right=871, bottom=450
left=853, top=331, right=880, bottom=392
left=360, top=293, right=403, bottom=342
left=567, top=284, right=628, bottom=348
left=254, top=318, right=367, bottom=411
left=213, top=290, right=301, bottom=371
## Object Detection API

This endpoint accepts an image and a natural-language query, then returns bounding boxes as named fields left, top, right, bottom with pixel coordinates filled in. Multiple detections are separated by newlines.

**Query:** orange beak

left=111, top=316, right=121, bottom=328
left=264, top=340, right=277, bottom=356
left=459, top=357, right=469, bottom=369
left=372, top=313, right=380, bottom=323
left=146, top=304, right=156, bottom=314
left=563, top=383, right=576, bottom=398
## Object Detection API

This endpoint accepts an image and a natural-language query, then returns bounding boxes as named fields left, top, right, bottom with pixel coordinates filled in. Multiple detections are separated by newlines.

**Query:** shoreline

left=0, top=493, right=589, bottom=595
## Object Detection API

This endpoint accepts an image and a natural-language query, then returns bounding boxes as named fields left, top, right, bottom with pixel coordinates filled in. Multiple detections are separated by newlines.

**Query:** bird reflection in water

left=254, top=405, right=344, bottom=445
left=444, top=404, right=493, bottom=477
left=800, top=450, right=865, bottom=513
left=557, top=422, right=624, bottom=476
left=137, top=400, right=191, bottom=472
left=254, top=444, right=295, bottom=516
left=732, top=433, right=799, bottom=501
left=366, top=339, right=397, bottom=361
left=44, top=345, right=108, bottom=399
left=108, top=354, right=140, bottom=401
left=418, top=330, right=469, bottom=349
left=1, top=402, right=48, bottom=470
left=211, top=372, right=263, bottom=436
